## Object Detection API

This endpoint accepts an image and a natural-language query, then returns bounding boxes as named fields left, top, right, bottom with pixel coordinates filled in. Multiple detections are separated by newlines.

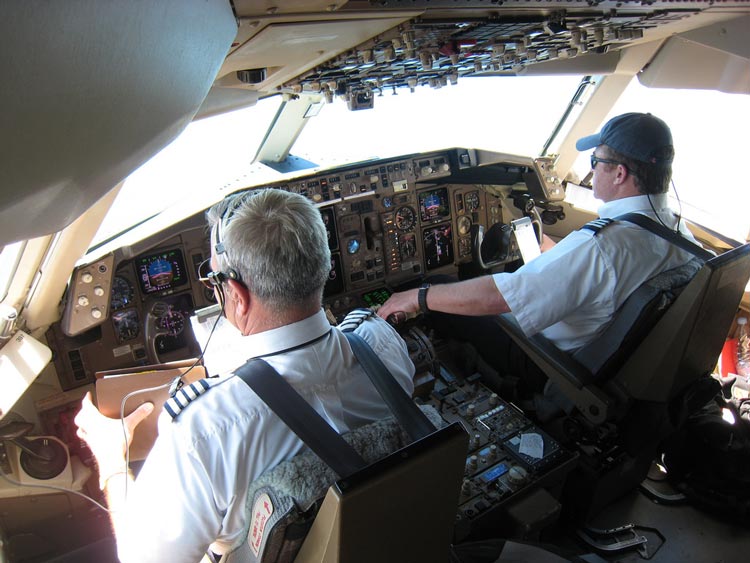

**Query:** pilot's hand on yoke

left=74, top=392, right=153, bottom=477
left=377, top=288, right=420, bottom=324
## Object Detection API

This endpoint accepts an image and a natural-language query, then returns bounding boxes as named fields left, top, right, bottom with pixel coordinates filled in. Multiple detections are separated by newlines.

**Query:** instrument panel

left=47, top=148, right=560, bottom=389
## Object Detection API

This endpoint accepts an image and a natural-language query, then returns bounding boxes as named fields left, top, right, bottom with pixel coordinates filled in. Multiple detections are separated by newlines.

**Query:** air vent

left=68, top=349, right=86, bottom=381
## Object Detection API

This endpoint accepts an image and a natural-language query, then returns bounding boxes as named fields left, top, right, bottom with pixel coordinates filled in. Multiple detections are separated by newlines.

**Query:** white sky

left=95, top=75, right=750, bottom=245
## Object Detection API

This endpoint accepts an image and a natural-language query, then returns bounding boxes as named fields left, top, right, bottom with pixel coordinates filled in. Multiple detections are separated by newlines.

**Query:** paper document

left=512, top=217, right=541, bottom=264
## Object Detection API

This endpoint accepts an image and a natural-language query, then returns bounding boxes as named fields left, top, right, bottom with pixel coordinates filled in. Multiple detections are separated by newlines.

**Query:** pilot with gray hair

left=75, top=188, right=415, bottom=562
left=378, top=112, right=700, bottom=397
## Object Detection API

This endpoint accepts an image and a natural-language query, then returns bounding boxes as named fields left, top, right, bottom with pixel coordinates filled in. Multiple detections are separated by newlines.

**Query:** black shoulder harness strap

left=235, top=358, right=367, bottom=477
left=342, top=331, right=435, bottom=442
left=615, top=212, right=713, bottom=260
left=581, top=212, right=712, bottom=261
left=234, top=327, right=435, bottom=477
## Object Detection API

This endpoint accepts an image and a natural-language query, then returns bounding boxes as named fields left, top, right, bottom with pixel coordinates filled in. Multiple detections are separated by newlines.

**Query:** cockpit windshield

left=91, top=76, right=582, bottom=248
left=92, top=73, right=750, bottom=250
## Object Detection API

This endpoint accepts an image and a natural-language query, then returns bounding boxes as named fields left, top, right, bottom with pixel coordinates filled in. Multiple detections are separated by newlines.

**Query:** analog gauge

left=457, top=215, right=472, bottom=236
left=110, top=276, right=134, bottom=311
left=399, top=233, right=417, bottom=259
left=347, top=238, right=361, bottom=254
left=464, top=191, right=480, bottom=212
left=156, top=308, right=185, bottom=337
left=112, top=308, right=140, bottom=341
left=394, top=206, right=416, bottom=231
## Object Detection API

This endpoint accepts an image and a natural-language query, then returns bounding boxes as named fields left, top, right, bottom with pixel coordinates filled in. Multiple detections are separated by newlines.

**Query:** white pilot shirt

left=494, top=194, right=700, bottom=352
left=115, top=309, right=414, bottom=563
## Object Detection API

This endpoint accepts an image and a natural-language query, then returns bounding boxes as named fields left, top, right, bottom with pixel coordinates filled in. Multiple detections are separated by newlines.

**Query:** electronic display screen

left=320, top=208, right=338, bottom=251
left=418, top=187, right=450, bottom=223
left=323, top=252, right=344, bottom=298
left=362, top=288, right=392, bottom=308
left=423, top=224, right=454, bottom=270
left=136, top=249, right=189, bottom=295
left=479, top=463, right=509, bottom=484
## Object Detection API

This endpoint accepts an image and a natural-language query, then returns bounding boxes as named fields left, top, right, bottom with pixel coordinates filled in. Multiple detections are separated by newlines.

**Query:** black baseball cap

left=576, top=112, right=673, bottom=164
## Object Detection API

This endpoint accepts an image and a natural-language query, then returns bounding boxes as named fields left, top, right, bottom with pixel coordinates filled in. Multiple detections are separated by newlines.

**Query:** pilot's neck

left=238, top=300, right=321, bottom=336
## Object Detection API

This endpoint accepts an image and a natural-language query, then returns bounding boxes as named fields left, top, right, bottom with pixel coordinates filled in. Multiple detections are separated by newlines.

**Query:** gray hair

left=206, top=189, right=331, bottom=310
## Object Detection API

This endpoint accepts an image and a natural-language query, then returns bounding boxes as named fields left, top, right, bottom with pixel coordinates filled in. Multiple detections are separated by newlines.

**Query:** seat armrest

left=494, top=314, right=611, bottom=425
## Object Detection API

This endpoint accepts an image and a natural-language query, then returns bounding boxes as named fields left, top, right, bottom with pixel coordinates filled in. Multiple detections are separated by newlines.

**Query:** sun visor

left=0, top=1, right=237, bottom=247
left=638, top=16, right=750, bottom=94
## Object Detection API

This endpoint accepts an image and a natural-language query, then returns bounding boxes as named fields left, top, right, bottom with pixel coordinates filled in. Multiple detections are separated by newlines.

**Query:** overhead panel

left=257, top=6, right=701, bottom=103
left=218, top=16, right=418, bottom=91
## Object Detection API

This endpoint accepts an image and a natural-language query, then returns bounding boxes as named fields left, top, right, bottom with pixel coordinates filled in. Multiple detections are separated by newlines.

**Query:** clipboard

left=94, top=359, right=206, bottom=460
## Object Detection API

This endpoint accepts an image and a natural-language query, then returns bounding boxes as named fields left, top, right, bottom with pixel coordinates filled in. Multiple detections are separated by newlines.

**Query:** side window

left=0, top=241, right=25, bottom=303
left=571, top=81, right=750, bottom=243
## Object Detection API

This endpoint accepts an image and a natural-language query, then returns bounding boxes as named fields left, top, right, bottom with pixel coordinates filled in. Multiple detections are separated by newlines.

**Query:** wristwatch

left=418, top=283, right=431, bottom=315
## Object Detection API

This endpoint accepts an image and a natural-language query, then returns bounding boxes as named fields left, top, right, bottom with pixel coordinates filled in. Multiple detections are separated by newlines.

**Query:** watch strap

left=418, top=283, right=431, bottom=314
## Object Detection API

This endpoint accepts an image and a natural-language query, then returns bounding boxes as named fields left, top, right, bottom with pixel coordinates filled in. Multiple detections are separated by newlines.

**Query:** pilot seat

left=217, top=332, right=469, bottom=563
left=494, top=240, right=750, bottom=519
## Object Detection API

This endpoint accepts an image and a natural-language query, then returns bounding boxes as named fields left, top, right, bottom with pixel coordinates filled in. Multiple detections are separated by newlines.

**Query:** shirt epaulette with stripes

left=338, top=308, right=376, bottom=333
left=164, top=378, right=215, bottom=420
left=580, top=217, right=615, bottom=235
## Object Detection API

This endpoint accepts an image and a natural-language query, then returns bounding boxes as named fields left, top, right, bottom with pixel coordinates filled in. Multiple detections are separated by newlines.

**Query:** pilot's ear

left=613, top=163, right=629, bottom=185
left=226, top=279, right=251, bottom=317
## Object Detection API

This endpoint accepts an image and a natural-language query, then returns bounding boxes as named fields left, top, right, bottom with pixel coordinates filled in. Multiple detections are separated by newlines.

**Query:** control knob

left=508, top=465, right=528, bottom=486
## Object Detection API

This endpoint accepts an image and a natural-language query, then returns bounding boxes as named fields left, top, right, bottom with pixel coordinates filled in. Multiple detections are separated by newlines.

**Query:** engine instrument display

left=320, top=208, right=338, bottom=251
left=324, top=253, right=345, bottom=297
left=136, top=249, right=188, bottom=295
left=418, top=188, right=450, bottom=223
left=423, top=224, right=454, bottom=270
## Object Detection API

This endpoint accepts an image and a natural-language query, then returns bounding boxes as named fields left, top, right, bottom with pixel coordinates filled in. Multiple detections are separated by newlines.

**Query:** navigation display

left=418, top=187, right=450, bottom=222
left=136, top=249, right=189, bottom=295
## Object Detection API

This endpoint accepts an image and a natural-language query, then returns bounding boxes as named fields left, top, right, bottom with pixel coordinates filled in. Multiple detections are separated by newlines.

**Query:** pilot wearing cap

left=378, top=112, right=701, bottom=395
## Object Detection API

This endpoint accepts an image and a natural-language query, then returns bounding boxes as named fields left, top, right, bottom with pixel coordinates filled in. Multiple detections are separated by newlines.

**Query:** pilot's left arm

left=74, top=394, right=154, bottom=544
left=75, top=394, right=221, bottom=562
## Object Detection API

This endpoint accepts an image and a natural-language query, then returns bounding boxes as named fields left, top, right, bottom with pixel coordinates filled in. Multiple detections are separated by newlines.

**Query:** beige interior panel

left=218, top=16, right=416, bottom=90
